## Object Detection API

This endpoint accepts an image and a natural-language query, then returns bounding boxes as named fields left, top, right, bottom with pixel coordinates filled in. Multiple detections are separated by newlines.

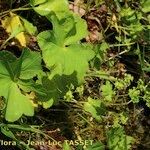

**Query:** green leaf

left=37, top=76, right=59, bottom=108
left=64, top=14, right=88, bottom=45
left=37, top=15, right=94, bottom=83
left=19, top=49, right=42, bottom=79
left=128, top=88, right=140, bottom=103
left=18, top=79, right=47, bottom=97
left=83, top=97, right=105, bottom=121
left=0, top=50, right=16, bottom=62
left=5, top=82, right=34, bottom=122
left=30, top=0, right=46, bottom=6
left=0, top=49, right=44, bottom=122
left=20, top=17, right=37, bottom=35
left=120, top=8, right=136, bottom=23
left=39, top=72, right=78, bottom=108
left=101, top=81, right=115, bottom=102
left=30, top=0, right=69, bottom=18
left=46, top=13, right=88, bottom=46
left=143, top=66, right=150, bottom=72
left=107, top=127, right=134, bottom=150
left=141, top=0, right=150, bottom=13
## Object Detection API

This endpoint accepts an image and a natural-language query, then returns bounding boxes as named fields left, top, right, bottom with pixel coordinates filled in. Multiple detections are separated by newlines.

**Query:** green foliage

left=143, top=90, right=150, bottom=107
left=119, top=7, right=143, bottom=39
left=101, top=81, right=115, bottom=102
left=111, top=112, right=128, bottom=127
left=36, top=11, right=94, bottom=105
left=141, top=0, right=150, bottom=13
left=75, top=85, right=84, bottom=96
left=107, top=127, right=134, bottom=150
left=37, top=14, right=94, bottom=83
left=128, top=79, right=150, bottom=107
left=115, top=74, right=133, bottom=90
left=0, top=0, right=149, bottom=149
left=128, top=88, right=140, bottom=103
left=30, top=0, right=69, bottom=18
left=83, top=97, right=106, bottom=121
left=64, top=89, right=74, bottom=102
left=93, top=42, right=109, bottom=68
left=20, top=17, right=37, bottom=35
left=0, top=49, right=46, bottom=122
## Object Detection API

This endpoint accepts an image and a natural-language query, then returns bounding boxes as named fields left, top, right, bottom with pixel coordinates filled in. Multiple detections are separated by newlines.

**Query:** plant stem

left=0, top=7, right=32, bottom=18
left=77, top=113, right=93, bottom=127
left=0, top=123, right=57, bottom=142
left=109, top=42, right=135, bottom=47
left=109, top=100, right=132, bottom=106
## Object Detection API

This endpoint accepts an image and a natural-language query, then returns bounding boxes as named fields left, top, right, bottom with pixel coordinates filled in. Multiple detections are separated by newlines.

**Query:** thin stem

left=0, top=7, right=32, bottom=18
left=109, top=100, right=132, bottom=106
left=77, top=113, right=93, bottom=127
left=0, top=123, right=57, bottom=142
left=0, top=37, right=12, bottom=50
left=104, top=49, right=129, bottom=62
left=109, top=42, right=135, bottom=47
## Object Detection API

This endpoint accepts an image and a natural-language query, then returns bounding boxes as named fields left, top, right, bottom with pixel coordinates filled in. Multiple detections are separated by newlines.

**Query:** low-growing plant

left=0, top=0, right=150, bottom=150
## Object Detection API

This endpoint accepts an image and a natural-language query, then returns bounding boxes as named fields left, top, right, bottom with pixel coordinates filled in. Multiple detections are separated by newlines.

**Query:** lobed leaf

left=5, top=82, right=34, bottom=122
left=0, top=49, right=44, bottom=122
left=37, top=15, right=94, bottom=83
left=19, top=49, right=42, bottom=79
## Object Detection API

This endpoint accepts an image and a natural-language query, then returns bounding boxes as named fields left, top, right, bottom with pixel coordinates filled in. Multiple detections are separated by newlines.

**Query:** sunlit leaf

left=101, top=81, right=115, bottom=102
left=141, top=0, right=150, bottom=13
left=37, top=14, right=94, bottom=83
left=30, top=0, right=69, bottom=19
left=84, top=97, right=105, bottom=121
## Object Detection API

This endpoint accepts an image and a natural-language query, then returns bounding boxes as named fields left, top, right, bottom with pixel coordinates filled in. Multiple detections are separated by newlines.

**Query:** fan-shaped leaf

left=0, top=49, right=44, bottom=122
